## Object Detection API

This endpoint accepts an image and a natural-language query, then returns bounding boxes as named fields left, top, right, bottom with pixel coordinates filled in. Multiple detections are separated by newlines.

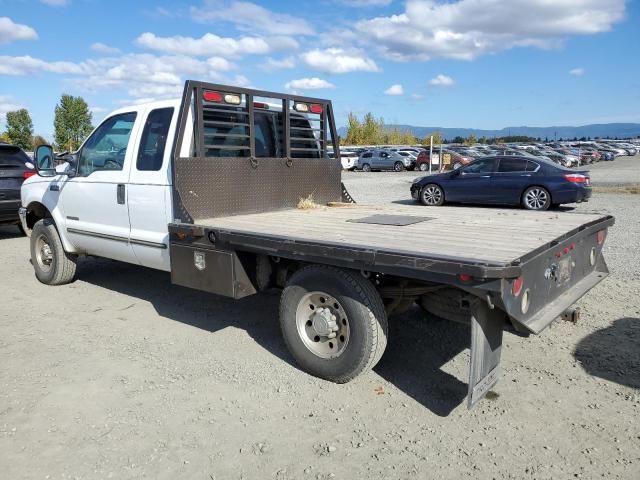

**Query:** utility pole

left=429, top=135, right=433, bottom=174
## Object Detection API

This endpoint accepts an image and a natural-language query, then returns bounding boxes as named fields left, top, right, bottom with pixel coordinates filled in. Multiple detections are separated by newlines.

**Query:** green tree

left=422, top=131, right=443, bottom=146
left=343, top=112, right=363, bottom=145
left=0, top=132, right=10, bottom=143
left=32, top=135, right=49, bottom=149
left=5, top=109, right=33, bottom=149
left=54, top=94, right=93, bottom=151
left=361, top=113, right=383, bottom=144
left=463, top=134, right=477, bottom=146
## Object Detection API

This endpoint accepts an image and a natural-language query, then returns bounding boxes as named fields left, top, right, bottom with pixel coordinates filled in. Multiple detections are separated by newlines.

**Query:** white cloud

left=260, top=56, right=296, bottom=71
left=191, top=1, right=314, bottom=36
left=40, top=0, right=69, bottom=6
left=89, top=106, right=107, bottom=113
left=429, top=74, right=454, bottom=87
left=285, top=77, right=335, bottom=90
left=384, top=84, right=403, bottom=95
left=91, top=42, right=120, bottom=54
left=0, top=55, right=83, bottom=75
left=356, top=0, right=626, bottom=61
left=136, top=32, right=297, bottom=58
left=569, top=67, right=585, bottom=76
left=0, top=17, right=38, bottom=44
left=301, top=48, right=380, bottom=74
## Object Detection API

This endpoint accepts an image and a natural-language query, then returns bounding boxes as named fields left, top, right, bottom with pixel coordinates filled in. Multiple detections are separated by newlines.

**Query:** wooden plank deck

left=199, top=204, right=607, bottom=265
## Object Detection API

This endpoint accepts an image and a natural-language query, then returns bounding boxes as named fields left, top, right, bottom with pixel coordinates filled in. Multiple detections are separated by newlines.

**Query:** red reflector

left=309, top=104, right=323, bottom=114
left=457, top=273, right=473, bottom=282
left=564, top=174, right=587, bottom=184
left=569, top=243, right=575, bottom=250
left=203, top=90, right=222, bottom=102
left=253, top=102, right=269, bottom=109
left=23, top=171, right=36, bottom=179
left=512, top=276, right=524, bottom=296
left=596, top=230, right=605, bottom=244
left=563, top=247, right=570, bottom=255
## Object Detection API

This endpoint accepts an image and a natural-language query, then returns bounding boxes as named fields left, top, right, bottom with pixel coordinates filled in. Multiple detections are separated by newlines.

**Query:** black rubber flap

left=346, top=214, right=432, bottom=226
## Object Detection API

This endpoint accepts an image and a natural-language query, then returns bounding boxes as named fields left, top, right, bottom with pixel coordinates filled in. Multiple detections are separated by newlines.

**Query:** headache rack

left=171, top=81, right=344, bottom=223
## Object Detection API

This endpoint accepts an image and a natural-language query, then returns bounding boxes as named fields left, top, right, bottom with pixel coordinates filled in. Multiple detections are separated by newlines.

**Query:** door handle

left=117, top=184, right=125, bottom=204
left=480, top=175, right=491, bottom=178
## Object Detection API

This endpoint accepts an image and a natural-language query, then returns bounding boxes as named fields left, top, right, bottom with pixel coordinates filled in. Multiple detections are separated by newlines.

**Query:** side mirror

left=34, top=144, right=56, bottom=177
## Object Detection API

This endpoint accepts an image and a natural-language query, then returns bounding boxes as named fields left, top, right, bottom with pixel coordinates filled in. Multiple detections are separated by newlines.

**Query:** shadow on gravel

left=374, top=308, right=469, bottom=416
left=76, top=257, right=296, bottom=367
left=574, top=317, right=640, bottom=389
left=76, top=257, right=470, bottom=416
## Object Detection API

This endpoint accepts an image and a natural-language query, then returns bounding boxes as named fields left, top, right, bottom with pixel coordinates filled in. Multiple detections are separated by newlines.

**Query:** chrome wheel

left=295, top=291, right=350, bottom=359
left=362, top=164, right=371, bottom=172
left=35, top=234, right=53, bottom=272
left=421, top=184, right=443, bottom=206
left=419, top=163, right=428, bottom=171
left=524, top=187, right=549, bottom=210
left=393, top=162, right=403, bottom=172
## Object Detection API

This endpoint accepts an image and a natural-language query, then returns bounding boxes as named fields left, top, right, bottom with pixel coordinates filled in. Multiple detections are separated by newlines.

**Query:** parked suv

left=0, top=142, right=35, bottom=233
left=357, top=149, right=413, bottom=172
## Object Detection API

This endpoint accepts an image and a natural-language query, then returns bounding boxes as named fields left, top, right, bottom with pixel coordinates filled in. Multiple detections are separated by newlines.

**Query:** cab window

left=77, top=112, right=136, bottom=176
left=137, top=108, right=174, bottom=171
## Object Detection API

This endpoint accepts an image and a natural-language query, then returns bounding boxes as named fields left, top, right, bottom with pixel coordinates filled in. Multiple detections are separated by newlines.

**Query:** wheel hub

left=296, top=292, right=350, bottom=359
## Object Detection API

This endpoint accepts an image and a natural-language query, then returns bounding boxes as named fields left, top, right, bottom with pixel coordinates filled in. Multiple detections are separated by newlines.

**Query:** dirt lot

left=1, top=157, right=639, bottom=479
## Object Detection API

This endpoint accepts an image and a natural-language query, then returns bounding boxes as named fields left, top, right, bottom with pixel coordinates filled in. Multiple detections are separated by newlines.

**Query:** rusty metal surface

left=174, top=156, right=342, bottom=220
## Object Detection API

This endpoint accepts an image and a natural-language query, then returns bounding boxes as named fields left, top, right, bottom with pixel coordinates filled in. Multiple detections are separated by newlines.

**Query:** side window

left=497, top=158, right=528, bottom=172
left=362, top=152, right=372, bottom=159
left=136, top=107, right=174, bottom=171
left=77, top=112, right=136, bottom=176
left=462, top=159, right=495, bottom=174
left=526, top=160, right=540, bottom=172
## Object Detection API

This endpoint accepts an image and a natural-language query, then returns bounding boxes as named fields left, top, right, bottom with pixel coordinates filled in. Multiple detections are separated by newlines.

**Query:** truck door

left=127, top=105, right=176, bottom=271
left=58, top=112, right=140, bottom=264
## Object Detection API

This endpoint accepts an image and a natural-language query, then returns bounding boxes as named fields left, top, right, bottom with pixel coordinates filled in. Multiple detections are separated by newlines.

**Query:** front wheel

left=393, top=161, right=404, bottom=172
left=522, top=186, right=551, bottom=211
left=420, top=183, right=445, bottom=206
left=361, top=163, right=371, bottom=172
left=30, top=218, right=77, bottom=285
left=280, top=265, right=388, bottom=383
left=419, top=163, right=428, bottom=171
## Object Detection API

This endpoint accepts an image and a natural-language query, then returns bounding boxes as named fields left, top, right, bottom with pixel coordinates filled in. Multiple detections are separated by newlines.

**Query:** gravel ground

left=1, top=157, right=639, bottom=479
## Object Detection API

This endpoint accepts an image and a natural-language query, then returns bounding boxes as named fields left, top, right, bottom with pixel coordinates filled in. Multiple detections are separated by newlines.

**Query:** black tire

left=420, top=183, right=445, bottom=206
left=280, top=265, right=388, bottom=383
left=17, top=223, right=26, bottom=236
left=419, top=163, right=428, bottom=171
left=393, top=161, right=404, bottom=172
left=522, top=186, right=551, bottom=211
left=419, top=288, right=471, bottom=324
left=30, top=218, right=77, bottom=285
left=361, top=163, right=371, bottom=172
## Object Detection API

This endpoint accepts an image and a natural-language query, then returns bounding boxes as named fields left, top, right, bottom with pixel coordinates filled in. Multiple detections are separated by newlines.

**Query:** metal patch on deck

left=346, top=214, right=433, bottom=226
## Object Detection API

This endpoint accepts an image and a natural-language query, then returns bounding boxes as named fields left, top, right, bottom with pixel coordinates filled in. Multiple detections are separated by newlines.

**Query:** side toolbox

left=170, top=243, right=257, bottom=299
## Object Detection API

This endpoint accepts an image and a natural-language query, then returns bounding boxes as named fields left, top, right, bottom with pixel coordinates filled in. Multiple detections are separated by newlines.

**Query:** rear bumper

left=554, top=186, right=592, bottom=204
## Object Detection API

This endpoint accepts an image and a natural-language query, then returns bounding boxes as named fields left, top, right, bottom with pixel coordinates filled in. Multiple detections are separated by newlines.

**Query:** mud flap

left=467, top=300, right=505, bottom=409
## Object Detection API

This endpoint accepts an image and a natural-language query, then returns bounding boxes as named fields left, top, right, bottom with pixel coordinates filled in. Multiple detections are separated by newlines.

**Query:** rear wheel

left=419, top=163, right=428, bottom=172
left=420, top=183, right=445, bottom=206
left=361, top=163, right=371, bottom=172
left=393, top=161, right=404, bottom=172
left=522, top=186, right=551, bottom=211
left=280, top=265, right=388, bottom=383
left=30, top=219, right=77, bottom=285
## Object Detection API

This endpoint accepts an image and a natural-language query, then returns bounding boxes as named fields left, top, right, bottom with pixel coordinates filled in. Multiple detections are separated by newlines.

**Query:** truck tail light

left=23, top=171, right=36, bottom=179
left=203, top=90, right=222, bottom=102
left=253, top=102, right=269, bottom=109
left=309, top=104, right=323, bottom=114
left=293, top=103, right=309, bottom=113
left=202, top=91, right=241, bottom=105
left=457, top=273, right=473, bottom=282
left=596, top=230, right=605, bottom=245
left=511, top=276, right=524, bottom=296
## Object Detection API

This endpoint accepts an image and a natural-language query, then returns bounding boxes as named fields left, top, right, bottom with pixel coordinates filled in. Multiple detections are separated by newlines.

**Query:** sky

left=1, top=0, right=639, bottom=139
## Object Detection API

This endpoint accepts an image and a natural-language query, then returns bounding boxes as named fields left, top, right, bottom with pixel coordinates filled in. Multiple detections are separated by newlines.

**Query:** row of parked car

left=332, top=140, right=640, bottom=172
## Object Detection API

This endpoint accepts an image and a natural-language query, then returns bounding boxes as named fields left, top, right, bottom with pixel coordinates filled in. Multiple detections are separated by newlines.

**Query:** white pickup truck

left=21, top=81, right=613, bottom=409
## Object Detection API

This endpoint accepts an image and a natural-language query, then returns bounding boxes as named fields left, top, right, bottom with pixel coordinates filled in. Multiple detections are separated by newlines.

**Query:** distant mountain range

left=337, top=123, right=640, bottom=141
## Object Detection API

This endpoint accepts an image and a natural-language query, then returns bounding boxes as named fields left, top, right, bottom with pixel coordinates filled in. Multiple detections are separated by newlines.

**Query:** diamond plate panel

left=174, top=156, right=342, bottom=221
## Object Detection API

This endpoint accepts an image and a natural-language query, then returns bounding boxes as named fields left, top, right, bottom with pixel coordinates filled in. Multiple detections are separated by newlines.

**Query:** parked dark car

left=410, top=156, right=591, bottom=211
left=0, top=143, right=35, bottom=232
